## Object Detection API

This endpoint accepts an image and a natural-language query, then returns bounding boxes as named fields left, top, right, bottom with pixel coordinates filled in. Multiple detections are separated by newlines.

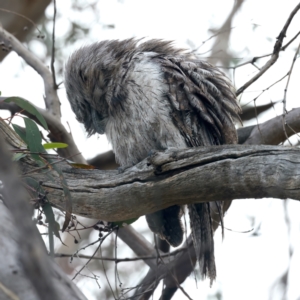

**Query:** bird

left=64, top=38, right=241, bottom=283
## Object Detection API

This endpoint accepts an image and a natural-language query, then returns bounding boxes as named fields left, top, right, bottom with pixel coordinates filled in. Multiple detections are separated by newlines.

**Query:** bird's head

left=64, top=41, right=119, bottom=135
left=65, top=39, right=142, bottom=136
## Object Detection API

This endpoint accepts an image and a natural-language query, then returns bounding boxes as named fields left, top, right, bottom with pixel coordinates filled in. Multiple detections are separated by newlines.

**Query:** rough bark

left=13, top=142, right=300, bottom=222
left=0, top=131, right=87, bottom=300
left=0, top=202, right=87, bottom=300
left=40, top=146, right=300, bottom=220
left=0, top=116, right=299, bottom=223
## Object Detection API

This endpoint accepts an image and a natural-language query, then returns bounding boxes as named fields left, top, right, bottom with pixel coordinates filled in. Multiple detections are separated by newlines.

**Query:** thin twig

left=281, top=30, right=300, bottom=51
left=236, top=3, right=300, bottom=96
left=192, top=26, right=236, bottom=53
left=0, top=281, right=19, bottom=300
left=99, top=245, right=117, bottom=300
left=0, top=8, right=43, bottom=35
left=51, top=0, right=58, bottom=90
left=71, top=227, right=116, bottom=281
left=55, top=247, right=186, bottom=263
left=114, top=229, right=122, bottom=299
left=154, top=237, right=193, bottom=300
left=223, top=30, right=300, bottom=71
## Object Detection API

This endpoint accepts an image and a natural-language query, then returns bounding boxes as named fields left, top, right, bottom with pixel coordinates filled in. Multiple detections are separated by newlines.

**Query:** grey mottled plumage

left=65, top=39, right=241, bottom=283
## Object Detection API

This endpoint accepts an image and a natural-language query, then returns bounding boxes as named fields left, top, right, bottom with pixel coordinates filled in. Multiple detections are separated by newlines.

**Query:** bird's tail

left=188, top=202, right=221, bottom=285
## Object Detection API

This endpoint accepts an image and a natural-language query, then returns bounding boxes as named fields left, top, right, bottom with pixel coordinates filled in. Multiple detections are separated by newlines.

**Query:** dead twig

left=236, top=3, right=300, bottom=96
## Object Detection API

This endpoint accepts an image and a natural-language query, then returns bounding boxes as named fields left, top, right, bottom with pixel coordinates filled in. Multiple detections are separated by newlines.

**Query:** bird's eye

left=79, top=70, right=88, bottom=82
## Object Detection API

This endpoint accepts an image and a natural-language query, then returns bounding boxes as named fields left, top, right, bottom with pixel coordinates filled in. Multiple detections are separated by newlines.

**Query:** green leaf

left=43, top=142, right=68, bottom=150
left=24, top=178, right=66, bottom=251
left=30, top=152, right=73, bottom=233
left=42, top=202, right=56, bottom=257
left=24, top=117, right=45, bottom=163
left=42, top=203, right=66, bottom=253
left=12, top=124, right=28, bottom=144
left=4, top=97, right=48, bottom=130
left=112, top=217, right=139, bottom=228
left=56, top=168, right=72, bottom=232
left=12, top=153, right=27, bottom=161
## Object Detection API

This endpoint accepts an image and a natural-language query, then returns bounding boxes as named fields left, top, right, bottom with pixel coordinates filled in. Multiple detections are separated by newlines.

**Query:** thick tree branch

left=244, top=108, right=300, bottom=145
left=13, top=143, right=300, bottom=221
left=0, top=118, right=297, bottom=223
left=86, top=107, right=300, bottom=170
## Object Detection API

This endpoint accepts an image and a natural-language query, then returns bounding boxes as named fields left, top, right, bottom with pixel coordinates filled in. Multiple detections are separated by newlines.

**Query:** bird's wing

left=155, top=54, right=241, bottom=283
left=157, top=54, right=241, bottom=147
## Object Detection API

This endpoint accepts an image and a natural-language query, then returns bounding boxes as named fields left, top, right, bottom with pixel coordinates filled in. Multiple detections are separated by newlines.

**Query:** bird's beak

left=91, top=107, right=106, bottom=134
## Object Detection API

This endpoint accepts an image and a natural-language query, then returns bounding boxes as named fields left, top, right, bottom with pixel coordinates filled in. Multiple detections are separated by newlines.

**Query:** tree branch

left=13, top=142, right=300, bottom=221
left=83, top=106, right=300, bottom=170
left=0, top=133, right=87, bottom=300
left=133, top=237, right=196, bottom=299
left=117, top=226, right=161, bottom=269
left=0, top=25, right=61, bottom=117
left=0, top=99, right=87, bottom=164
left=206, top=0, right=244, bottom=66
left=243, top=107, right=300, bottom=145
left=236, top=3, right=300, bottom=96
